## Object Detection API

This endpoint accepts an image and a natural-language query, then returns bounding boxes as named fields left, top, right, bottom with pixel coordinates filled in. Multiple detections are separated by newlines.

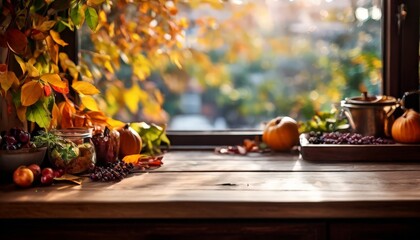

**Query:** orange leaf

left=50, top=30, right=68, bottom=47
left=86, top=111, right=107, bottom=121
left=73, top=113, right=86, bottom=127
left=40, top=73, right=66, bottom=88
left=122, top=154, right=141, bottom=164
left=52, top=80, right=69, bottom=94
left=58, top=101, right=76, bottom=128
left=16, top=106, right=27, bottom=123
left=46, top=36, right=59, bottom=65
left=21, top=81, right=43, bottom=106
left=72, top=81, right=100, bottom=95
left=49, top=103, right=60, bottom=129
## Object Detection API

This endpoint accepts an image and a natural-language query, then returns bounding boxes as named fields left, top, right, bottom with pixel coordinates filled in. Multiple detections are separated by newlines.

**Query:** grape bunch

left=307, top=131, right=395, bottom=145
left=0, top=128, right=34, bottom=150
left=89, top=160, right=134, bottom=182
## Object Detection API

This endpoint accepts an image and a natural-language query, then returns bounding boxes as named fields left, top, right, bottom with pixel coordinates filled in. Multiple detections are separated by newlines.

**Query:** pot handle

left=339, top=108, right=356, bottom=131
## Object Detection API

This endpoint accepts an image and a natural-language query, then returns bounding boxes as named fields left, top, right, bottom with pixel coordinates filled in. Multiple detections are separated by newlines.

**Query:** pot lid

left=344, top=92, right=397, bottom=106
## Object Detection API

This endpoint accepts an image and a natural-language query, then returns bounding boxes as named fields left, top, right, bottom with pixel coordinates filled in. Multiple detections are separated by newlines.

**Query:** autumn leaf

left=72, top=81, right=100, bottom=95
left=85, top=7, right=99, bottom=31
left=50, top=30, right=68, bottom=47
left=0, top=65, right=17, bottom=93
left=21, top=81, right=43, bottom=106
left=80, top=95, right=99, bottom=111
left=14, top=55, right=27, bottom=74
left=16, top=106, right=27, bottom=123
left=5, top=28, right=27, bottom=54
left=87, top=0, right=106, bottom=6
left=106, top=118, right=125, bottom=128
left=26, top=61, right=40, bottom=78
left=40, top=73, right=66, bottom=88
left=124, top=84, right=147, bottom=113
left=122, top=154, right=140, bottom=164
left=37, top=20, right=56, bottom=32
left=49, top=103, right=60, bottom=129
left=2, top=71, right=19, bottom=92
left=70, top=4, right=85, bottom=28
left=26, top=101, right=51, bottom=128
left=58, top=101, right=76, bottom=128
left=85, top=111, right=107, bottom=122
left=133, top=55, right=152, bottom=80
left=0, top=64, right=7, bottom=87
left=52, top=81, right=70, bottom=94
left=46, top=36, right=59, bottom=64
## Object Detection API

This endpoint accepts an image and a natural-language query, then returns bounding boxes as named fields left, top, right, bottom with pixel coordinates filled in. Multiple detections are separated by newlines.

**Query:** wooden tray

left=299, top=134, right=420, bottom=162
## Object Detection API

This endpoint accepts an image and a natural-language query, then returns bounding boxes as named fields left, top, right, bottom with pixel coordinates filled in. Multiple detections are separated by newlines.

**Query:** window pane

left=79, top=0, right=382, bottom=130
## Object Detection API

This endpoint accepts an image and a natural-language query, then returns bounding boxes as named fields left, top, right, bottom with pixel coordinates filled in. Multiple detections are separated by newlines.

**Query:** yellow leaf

left=123, top=84, right=147, bottom=113
left=106, top=118, right=125, bottom=128
left=14, top=55, right=26, bottom=74
left=132, top=55, right=151, bottom=80
left=26, top=62, right=39, bottom=78
left=50, top=30, right=68, bottom=47
left=72, top=81, right=100, bottom=95
left=40, top=73, right=66, bottom=88
left=122, top=154, right=140, bottom=164
left=37, top=20, right=56, bottom=32
left=3, top=71, right=19, bottom=92
left=103, top=60, right=114, bottom=74
left=21, top=81, right=43, bottom=106
left=16, top=106, right=27, bottom=123
left=98, top=10, right=107, bottom=23
left=80, top=95, right=99, bottom=111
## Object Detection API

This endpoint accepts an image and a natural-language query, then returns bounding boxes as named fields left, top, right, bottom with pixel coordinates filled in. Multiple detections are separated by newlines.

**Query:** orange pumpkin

left=262, top=116, right=299, bottom=151
left=117, top=124, right=142, bottom=159
left=391, top=109, right=420, bottom=143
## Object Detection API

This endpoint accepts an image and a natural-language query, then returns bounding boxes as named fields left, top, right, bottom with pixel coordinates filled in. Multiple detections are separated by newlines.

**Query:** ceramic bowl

left=0, top=147, right=47, bottom=172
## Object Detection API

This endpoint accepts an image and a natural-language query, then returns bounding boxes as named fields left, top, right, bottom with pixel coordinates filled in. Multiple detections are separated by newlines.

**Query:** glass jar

left=49, top=128, right=96, bottom=174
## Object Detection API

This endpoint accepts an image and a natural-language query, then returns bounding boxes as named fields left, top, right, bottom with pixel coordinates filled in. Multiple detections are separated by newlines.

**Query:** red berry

left=41, top=168, right=54, bottom=177
left=40, top=174, right=54, bottom=186
left=53, top=168, right=64, bottom=178
left=19, top=131, right=30, bottom=144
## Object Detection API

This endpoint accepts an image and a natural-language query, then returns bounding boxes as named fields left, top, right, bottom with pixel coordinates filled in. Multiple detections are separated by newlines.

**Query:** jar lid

left=51, top=128, right=92, bottom=138
left=344, top=92, right=397, bottom=106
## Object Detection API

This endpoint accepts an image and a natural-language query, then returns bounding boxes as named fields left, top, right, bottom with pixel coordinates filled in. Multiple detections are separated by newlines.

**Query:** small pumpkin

left=262, top=116, right=299, bottom=151
left=117, top=124, right=142, bottom=159
left=391, top=109, right=420, bottom=143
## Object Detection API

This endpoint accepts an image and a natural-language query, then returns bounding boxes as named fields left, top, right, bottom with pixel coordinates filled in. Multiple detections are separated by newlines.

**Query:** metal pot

left=340, top=93, right=398, bottom=137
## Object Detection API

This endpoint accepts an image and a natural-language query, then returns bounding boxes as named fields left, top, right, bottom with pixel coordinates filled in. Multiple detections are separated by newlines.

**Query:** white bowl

left=0, top=147, right=47, bottom=172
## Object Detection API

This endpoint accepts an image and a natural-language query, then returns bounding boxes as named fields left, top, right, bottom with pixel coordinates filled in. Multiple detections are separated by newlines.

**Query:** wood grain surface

left=1, top=151, right=420, bottom=219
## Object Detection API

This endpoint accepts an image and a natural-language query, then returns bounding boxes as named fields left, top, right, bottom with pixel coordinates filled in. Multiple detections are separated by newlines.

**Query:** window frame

left=66, top=0, right=419, bottom=147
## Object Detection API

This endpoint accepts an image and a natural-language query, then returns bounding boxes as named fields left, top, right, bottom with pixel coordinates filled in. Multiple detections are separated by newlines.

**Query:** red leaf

left=5, top=28, right=28, bottom=55
left=44, top=85, right=52, bottom=97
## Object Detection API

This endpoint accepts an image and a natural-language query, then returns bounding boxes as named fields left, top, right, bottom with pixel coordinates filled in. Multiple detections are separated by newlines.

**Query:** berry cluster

left=307, top=131, right=395, bottom=145
left=89, top=160, right=134, bottom=182
left=0, top=128, right=34, bottom=150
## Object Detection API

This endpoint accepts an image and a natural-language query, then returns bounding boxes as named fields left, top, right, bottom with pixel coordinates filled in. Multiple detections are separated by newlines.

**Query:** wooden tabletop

left=1, top=150, right=420, bottom=219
